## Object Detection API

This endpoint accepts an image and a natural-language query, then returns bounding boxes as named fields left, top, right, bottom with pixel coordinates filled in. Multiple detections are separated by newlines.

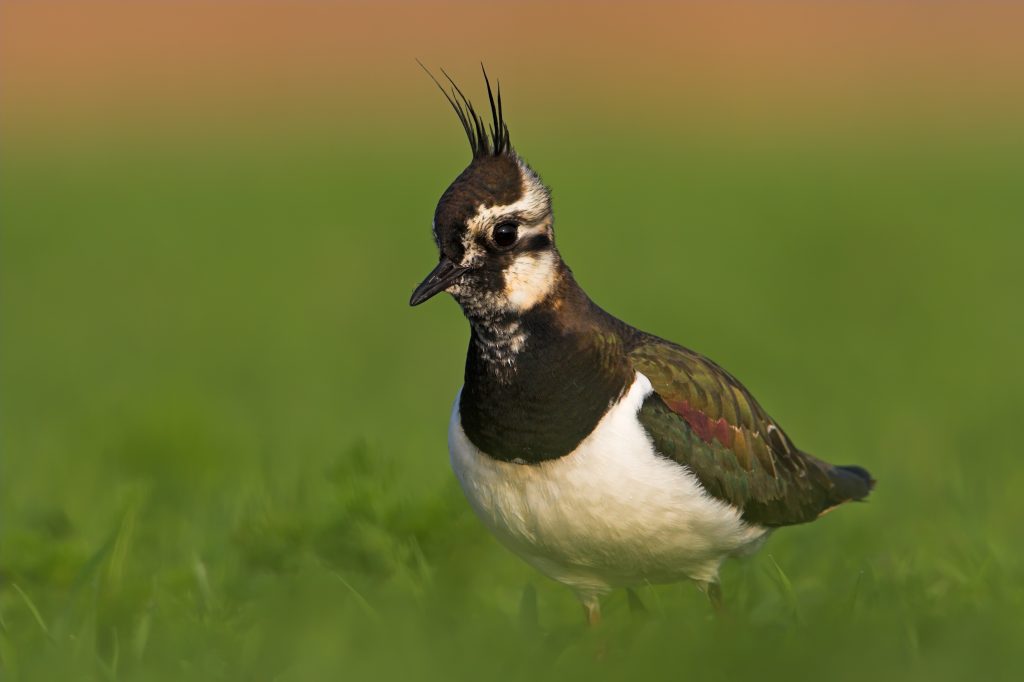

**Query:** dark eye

left=492, top=222, right=519, bottom=248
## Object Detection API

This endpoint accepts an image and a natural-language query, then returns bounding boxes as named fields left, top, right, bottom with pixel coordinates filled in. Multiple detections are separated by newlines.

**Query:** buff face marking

left=445, top=162, right=559, bottom=316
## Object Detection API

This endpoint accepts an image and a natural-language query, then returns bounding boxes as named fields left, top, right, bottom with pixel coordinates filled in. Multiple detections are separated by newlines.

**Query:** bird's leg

left=580, top=595, right=609, bottom=661
left=581, top=596, right=602, bottom=628
left=706, top=581, right=724, bottom=613
left=699, top=581, right=727, bottom=617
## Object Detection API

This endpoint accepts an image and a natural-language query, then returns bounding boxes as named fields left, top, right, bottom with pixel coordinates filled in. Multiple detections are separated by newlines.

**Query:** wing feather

left=629, top=335, right=864, bottom=527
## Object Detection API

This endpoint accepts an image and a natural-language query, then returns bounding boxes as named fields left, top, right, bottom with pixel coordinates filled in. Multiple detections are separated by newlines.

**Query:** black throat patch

left=458, top=274, right=634, bottom=463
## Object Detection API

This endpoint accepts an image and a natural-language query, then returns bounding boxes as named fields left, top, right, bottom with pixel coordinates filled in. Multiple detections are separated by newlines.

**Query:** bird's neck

left=460, top=262, right=598, bottom=378
left=459, top=264, right=635, bottom=463
left=462, top=306, right=527, bottom=381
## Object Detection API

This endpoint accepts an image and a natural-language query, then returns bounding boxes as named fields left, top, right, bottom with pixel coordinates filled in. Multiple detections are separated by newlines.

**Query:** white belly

left=448, top=372, right=768, bottom=601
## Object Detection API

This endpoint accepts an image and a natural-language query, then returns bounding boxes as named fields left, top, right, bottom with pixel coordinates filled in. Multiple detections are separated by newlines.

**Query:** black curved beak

left=409, top=257, right=469, bottom=306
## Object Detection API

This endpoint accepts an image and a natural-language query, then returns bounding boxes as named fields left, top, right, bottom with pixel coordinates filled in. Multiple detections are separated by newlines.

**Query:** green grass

left=2, top=118, right=1023, bottom=680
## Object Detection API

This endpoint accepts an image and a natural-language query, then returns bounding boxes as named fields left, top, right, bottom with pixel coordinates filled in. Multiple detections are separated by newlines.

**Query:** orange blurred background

left=4, top=1, right=1024, bottom=136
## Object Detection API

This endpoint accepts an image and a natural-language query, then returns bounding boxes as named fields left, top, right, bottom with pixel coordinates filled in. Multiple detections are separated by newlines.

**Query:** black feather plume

left=417, top=60, right=512, bottom=159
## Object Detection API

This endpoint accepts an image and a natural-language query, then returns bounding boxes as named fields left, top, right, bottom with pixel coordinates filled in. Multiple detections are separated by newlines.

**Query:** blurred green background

left=2, top=2, right=1023, bottom=680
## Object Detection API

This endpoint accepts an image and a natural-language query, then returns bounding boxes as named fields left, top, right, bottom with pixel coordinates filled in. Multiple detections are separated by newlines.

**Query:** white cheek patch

left=504, top=249, right=558, bottom=310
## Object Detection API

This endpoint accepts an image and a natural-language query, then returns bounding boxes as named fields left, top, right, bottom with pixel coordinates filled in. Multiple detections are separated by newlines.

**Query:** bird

left=410, top=65, right=874, bottom=626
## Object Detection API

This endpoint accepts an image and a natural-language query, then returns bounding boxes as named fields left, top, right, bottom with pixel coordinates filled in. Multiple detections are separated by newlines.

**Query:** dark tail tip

left=832, top=464, right=876, bottom=501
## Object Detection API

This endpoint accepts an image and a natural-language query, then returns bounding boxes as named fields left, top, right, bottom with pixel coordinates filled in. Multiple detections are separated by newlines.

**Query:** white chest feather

left=448, top=373, right=768, bottom=598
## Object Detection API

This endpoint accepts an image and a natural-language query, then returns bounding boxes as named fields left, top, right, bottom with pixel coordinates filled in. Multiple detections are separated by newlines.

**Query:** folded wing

left=629, top=336, right=873, bottom=527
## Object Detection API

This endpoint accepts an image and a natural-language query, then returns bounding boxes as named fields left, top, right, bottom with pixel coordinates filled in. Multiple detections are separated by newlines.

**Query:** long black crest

left=417, top=61, right=511, bottom=159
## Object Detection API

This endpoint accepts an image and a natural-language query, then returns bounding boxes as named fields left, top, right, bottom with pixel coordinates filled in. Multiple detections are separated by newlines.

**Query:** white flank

left=449, top=372, right=769, bottom=603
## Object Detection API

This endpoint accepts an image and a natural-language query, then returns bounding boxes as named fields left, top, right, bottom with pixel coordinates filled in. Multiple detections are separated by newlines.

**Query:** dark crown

left=418, top=61, right=512, bottom=159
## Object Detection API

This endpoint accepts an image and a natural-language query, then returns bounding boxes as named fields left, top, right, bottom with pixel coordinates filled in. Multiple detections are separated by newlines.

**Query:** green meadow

left=2, top=114, right=1022, bottom=680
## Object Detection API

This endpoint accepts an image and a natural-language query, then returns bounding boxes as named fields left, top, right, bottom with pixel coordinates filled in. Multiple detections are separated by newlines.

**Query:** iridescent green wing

left=629, top=336, right=850, bottom=527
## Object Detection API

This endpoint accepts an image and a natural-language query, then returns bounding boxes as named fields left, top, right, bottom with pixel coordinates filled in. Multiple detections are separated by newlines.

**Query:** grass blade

left=766, top=555, right=803, bottom=626
left=11, top=585, right=51, bottom=641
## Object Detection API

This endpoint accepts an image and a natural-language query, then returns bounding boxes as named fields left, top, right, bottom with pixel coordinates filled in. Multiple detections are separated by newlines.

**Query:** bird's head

left=410, top=66, right=560, bottom=319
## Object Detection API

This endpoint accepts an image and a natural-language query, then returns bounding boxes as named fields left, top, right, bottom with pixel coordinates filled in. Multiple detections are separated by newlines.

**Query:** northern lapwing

left=410, top=66, right=874, bottom=625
